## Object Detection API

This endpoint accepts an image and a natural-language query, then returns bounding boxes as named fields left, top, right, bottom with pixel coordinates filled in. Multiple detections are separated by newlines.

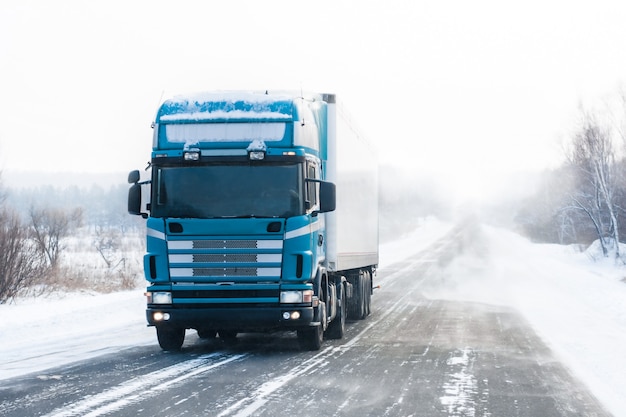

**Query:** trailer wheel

left=156, top=326, right=185, bottom=351
left=326, top=284, right=346, bottom=339
left=364, top=270, right=372, bottom=317
left=298, top=302, right=325, bottom=350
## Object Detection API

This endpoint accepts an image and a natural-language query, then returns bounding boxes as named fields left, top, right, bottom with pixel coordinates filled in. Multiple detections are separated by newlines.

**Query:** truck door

left=306, top=161, right=325, bottom=267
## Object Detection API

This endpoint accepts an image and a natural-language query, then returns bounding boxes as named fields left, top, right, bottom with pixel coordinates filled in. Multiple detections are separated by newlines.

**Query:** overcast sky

left=2, top=0, right=626, bottom=198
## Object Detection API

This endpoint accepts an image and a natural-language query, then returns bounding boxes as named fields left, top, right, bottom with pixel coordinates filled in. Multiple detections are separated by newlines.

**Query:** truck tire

left=364, top=270, right=372, bottom=317
left=298, top=302, right=325, bottom=350
left=325, top=284, right=345, bottom=339
left=347, top=271, right=366, bottom=320
left=156, top=326, right=185, bottom=351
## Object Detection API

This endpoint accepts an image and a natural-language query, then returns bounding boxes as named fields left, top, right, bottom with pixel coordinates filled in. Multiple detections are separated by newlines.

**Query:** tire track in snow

left=42, top=353, right=247, bottom=417
left=215, top=257, right=434, bottom=417
left=440, top=347, right=481, bottom=417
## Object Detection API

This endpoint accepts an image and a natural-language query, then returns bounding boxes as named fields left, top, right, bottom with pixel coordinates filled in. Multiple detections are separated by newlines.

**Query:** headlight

left=280, top=291, right=302, bottom=303
left=151, top=292, right=172, bottom=304
left=280, top=290, right=313, bottom=304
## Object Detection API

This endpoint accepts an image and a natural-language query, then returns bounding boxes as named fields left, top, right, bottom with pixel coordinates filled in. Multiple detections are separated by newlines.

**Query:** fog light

left=153, top=312, right=170, bottom=321
left=282, top=311, right=301, bottom=320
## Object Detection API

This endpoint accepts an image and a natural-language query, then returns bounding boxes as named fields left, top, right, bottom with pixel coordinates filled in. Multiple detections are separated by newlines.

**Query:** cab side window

left=306, top=163, right=318, bottom=210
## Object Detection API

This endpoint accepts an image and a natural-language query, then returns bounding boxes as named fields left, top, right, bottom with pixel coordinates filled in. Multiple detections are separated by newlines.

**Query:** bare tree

left=0, top=208, right=47, bottom=303
left=93, top=225, right=121, bottom=269
left=566, top=112, right=621, bottom=258
left=0, top=175, right=47, bottom=302
left=29, top=207, right=83, bottom=268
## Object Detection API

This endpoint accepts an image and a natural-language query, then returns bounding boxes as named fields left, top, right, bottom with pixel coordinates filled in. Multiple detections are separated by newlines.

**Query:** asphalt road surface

left=0, top=227, right=612, bottom=417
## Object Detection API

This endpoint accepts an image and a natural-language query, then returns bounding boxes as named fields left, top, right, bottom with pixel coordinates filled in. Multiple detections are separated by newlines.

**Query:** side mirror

left=319, top=181, right=336, bottom=213
left=128, top=170, right=140, bottom=184
left=128, top=183, right=142, bottom=216
left=128, top=170, right=146, bottom=217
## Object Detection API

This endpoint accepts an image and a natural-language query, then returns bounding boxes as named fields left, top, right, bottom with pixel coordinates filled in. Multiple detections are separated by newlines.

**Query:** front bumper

left=146, top=305, right=316, bottom=332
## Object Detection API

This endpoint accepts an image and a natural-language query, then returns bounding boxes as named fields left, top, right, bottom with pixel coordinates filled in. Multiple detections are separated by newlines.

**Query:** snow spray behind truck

left=128, top=91, right=378, bottom=351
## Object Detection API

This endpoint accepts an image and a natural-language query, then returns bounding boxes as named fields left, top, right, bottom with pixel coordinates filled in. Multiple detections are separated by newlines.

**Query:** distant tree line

left=516, top=90, right=626, bottom=260
left=8, top=183, right=142, bottom=232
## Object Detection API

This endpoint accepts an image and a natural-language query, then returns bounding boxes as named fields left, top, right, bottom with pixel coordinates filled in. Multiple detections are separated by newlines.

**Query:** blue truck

left=128, top=91, right=378, bottom=351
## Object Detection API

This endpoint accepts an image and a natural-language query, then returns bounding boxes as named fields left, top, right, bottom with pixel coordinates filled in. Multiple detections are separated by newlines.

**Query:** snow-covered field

left=1, top=218, right=625, bottom=416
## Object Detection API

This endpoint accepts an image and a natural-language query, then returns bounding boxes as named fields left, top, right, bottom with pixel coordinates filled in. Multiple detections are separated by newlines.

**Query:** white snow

left=0, top=290, right=154, bottom=380
left=416, top=222, right=626, bottom=417
left=160, top=112, right=291, bottom=122
left=440, top=348, right=479, bottom=417
left=168, top=91, right=296, bottom=106
left=1, top=218, right=625, bottom=416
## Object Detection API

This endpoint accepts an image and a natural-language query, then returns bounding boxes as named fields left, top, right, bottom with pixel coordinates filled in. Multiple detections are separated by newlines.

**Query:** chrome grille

left=193, top=267, right=258, bottom=277
left=193, top=254, right=258, bottom=263
left=192, top=240, right=258, bottom=249
left=168, top=238, right=283, bottom=282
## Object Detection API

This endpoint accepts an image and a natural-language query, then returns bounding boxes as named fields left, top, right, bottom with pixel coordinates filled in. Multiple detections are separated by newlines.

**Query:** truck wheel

left=348, top=272, right=366, bottom=320
left=298, top=302, right=325, bottom=350
left=364, top=270, right=372, bottom=317
left=156, top=326, right=185, bottom=351
left=326, top=284, right=345, bottom=339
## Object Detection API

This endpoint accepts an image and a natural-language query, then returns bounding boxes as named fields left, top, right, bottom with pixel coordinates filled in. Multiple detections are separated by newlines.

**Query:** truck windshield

left=152, top=164, right=303, bottom=219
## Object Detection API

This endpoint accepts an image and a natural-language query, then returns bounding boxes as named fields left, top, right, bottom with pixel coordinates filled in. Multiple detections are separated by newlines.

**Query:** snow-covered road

left=1, top=218, right=625, bottom=416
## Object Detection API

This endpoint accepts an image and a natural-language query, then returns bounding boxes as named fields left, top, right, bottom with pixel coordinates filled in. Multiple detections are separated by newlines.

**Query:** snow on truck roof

left=152, top=91, right=329, bottom=154
left=156, top=91, right=325, bottom=123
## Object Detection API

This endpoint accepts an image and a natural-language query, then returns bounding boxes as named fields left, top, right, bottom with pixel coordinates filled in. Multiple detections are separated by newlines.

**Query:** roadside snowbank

left=0, top=290, right=154, bottom=380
